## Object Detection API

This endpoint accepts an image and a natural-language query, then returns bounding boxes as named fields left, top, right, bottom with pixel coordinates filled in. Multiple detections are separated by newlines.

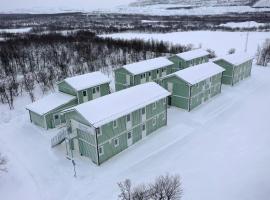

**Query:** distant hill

left=130, top=0, right=261, bottom=7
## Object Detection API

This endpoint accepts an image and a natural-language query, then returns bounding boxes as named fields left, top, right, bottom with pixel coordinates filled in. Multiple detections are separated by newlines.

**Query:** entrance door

left=142, top=123, right=146, bottom=138
left=126, top=75, right=130, bottom=86
left=168, top=96, right=172, bottom=106
left=53, top=113, right=61, bottom=127
left=141, top=107, right=146, bottom=122
left=92, top=86, right=100, bottom=99
left=82, top=90, right=88, bottom=102
left=127, top=131, right=133, bottom=147
left=126, top=114, right=132, bottom=130
left=167, top=82, right=173, bottom=93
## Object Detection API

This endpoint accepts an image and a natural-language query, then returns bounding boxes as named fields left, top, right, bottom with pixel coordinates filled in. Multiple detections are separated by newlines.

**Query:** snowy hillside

left=131, top=0, right=256, bottom=7
left=253, top=0, right=270, bottom=7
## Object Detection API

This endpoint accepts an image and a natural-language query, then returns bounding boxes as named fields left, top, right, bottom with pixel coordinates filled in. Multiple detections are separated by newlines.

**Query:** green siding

left=168, top=55, right=209, bottom=71
left=214, top=59, right=252, bottom=86
left=114, top=64, right=175, bottom=91
left=162, top=73, right=223, bottom=111
left=57, top=81, right=77, bottom=96
left=77, top=83, right=110, bottom=104
left=29, top=111, right=46, bottom=128
left=67, top=97, right=168, bottom=165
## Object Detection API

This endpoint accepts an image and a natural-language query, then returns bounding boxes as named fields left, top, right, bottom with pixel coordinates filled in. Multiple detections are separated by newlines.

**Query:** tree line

left=0, top=31, right=192, bottom=109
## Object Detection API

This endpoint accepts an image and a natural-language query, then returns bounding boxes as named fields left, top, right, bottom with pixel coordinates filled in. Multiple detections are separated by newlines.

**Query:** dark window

left=83, top=90, right=87, bottom=96
left=142, top=124, right=146, bottom=131
left=93, top=88, right=96, bottom=94
left=96, top=86, right=100, bottom=92
left=128, top=132, right=132, bottom=139
left=142, top=107, right=146, bottom=115
left=54, top=115, right=59, bottom=120
left=127, top=114, right=131, bottom=122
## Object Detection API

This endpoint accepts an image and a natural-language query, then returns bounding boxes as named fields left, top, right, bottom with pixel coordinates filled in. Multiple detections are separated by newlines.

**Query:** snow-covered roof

left=122, top=57, right=174, bottom=75
left=26, top=92, right=76, bottom=115
left=64, top=72, right=110, bottom=91
left=176, top=49, right=209, bottom=61
left=74, top=82, right=170, bottom=127
left=216, top=53, right=253, bottom=66
left=169, top=62, right=225, bottom=85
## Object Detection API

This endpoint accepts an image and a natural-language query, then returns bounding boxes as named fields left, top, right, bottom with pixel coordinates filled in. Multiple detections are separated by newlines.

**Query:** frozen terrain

left=0, top=27, right=32, bottom=33
left=103, top=31, right=270, bottom=56
left=219, top=21, right=266, bottom=28
left=0, top=63, right=270, bottom=200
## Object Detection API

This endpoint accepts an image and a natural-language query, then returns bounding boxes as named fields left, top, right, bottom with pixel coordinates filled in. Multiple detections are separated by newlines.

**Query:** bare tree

left=118, top=179, right=132, bottom=200
left=257, top=39, right=270, bottom=66
left=0, top=153, right=7, bottom=173
left=206, top=49, right=217, bottom=59
left=23, top=72, right=35, bottom=102
left=118, top=174, right=182, bottom=200
left=228, top=48, right=236, bottom=54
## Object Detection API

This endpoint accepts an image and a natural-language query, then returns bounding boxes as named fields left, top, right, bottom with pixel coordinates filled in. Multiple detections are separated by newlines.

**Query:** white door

left=82, top=90, right=88, bottom=102
left=126, top=114, right=132, bottom=130
left=126, top=75, right=130, bottom=86
left=53, top=114, right=61, bottom=127
left=73, top=138, right=79, bottom=151
left=141, top=107, right=146, bottom=122
left=141, top=74, right=146, bottom=83
left=92, top=87, right=100, bottom=99
left=142, top=123, right=146, bottom=138
left=167, top=82, right=173, bottom=93
left=127, top=131, right=133, bottom=147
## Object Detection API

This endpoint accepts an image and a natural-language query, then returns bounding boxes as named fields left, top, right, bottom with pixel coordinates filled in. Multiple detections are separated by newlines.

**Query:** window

left=96, top=86, right=100, bottom=93
left=141, top=107, right=146, bottom=115
left=92, top=87, right=96, bottom=94
left=96, top=128, right=101, bottom=136
left=54, top=114, right=59, bottom=120
left=127, top=132, right=132, bottom=139
left=98, top=146, right=104, bottom=155
left=126, top=114, right=131, bottom=122
left=83, top=90, right=87, bottom=97
left=157, top=70, right=159, bottom=74
left=152, top=117, right=156, bottom=126
left=142, top=124, right=146, bottom=131
left=114, top=138, right=119, bottom=147
left=148, top=72, right=151, bottom=77
left=153, top=102, right=156, bottom=110
left=113, top=120, right=117, bottom=128
left=141, top=74, right=146, bottom=79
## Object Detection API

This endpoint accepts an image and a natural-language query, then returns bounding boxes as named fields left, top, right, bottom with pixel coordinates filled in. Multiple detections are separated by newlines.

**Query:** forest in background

left=0, top=31, right=191, bottom=109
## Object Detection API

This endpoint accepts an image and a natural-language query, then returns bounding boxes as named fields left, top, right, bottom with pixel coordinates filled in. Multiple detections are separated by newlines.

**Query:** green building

left=63, top=82, right=170, bottom=165
left=26, top=71, right=111, bottom=129
left=114, top=57, right=174, bottom=91
left=57, top=71, right=111, bottom=104
left=168, top=49, right=209, bottom=71
left=213, top=53, right=253, bottom=86
left=161, top=62, right=225, bottom=111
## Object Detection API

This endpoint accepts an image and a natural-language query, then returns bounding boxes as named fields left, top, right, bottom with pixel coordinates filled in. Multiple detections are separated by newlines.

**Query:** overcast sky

left=0, top=0, right=136, bottom=12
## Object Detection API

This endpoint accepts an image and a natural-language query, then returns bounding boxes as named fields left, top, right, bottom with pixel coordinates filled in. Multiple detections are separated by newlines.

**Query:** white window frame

left=82, top=90, right=87, bottom=97
left=96, top=127, right=102, bottom=136
left=152, top=117, right=156, bottom=126
left=114, top=138, right=119, bottom=147
left=153, top=102, right=156, bottom=110
left=96, top=86, right=100, bottom=93
left=98, top=146, right=104, bottom=156
left=113, top=120, right=117, bottom=128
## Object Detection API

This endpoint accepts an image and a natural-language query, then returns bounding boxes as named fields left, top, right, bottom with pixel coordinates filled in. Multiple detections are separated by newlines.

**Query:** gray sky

left=0, top=0, right=136, bottom=12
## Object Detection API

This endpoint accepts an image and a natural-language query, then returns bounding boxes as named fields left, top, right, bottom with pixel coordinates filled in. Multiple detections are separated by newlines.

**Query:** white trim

left=98, top=146, right=104, bottom=156
left=113, top=120, right=118, bottom=129
left=98, top=110, right=166, bottom=146
left=114, top=138, right=119, bottom=147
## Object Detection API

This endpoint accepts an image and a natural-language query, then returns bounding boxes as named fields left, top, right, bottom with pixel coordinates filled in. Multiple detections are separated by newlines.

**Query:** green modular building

left=213, top=53, right=253, bottom=86
left=168, top=49, right=209, bottom=71
left=63, top=82, right=170, bottom=165
left=161, top=62, right=225, bottom=111
left=26, top=71, right=111, bottom=129
left=114, top=57, right=174, bottom=91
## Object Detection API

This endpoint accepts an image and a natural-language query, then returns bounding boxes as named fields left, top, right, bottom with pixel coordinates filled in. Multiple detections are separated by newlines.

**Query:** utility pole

left=245, top=21, right=251, bottom=52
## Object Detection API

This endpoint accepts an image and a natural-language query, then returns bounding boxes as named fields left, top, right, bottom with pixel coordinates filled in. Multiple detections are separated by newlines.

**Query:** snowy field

left=0, top=27, right=32, bottom=33
left=103, top=31, right=270, bottom=56
left=219, top=21, right=267, bottom=28
left=0, top=64, right=270, bottom=200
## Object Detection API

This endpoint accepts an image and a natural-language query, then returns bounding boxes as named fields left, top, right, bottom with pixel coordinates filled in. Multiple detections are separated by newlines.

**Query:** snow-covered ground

left=219, top=21, right=266, bottom=28
left=102, top=31, right=270, bottom=56
left=0, top=27, right=32, bottom=33
left=253, top=0, right=270, bottom=7
left=1, top=64, right=270, bottom=200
